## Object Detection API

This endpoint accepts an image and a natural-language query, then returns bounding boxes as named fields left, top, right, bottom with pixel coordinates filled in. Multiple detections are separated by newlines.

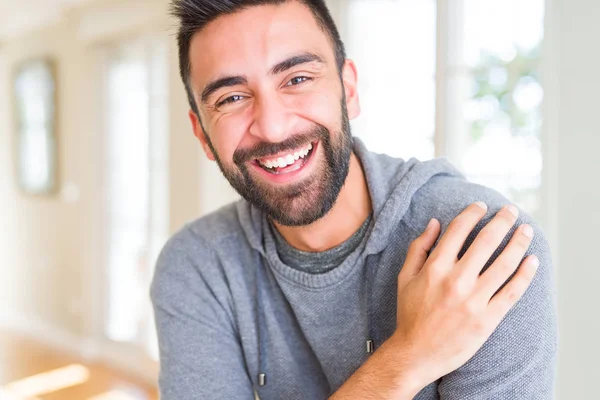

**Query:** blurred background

left=0, top=0, right=597, bottom=398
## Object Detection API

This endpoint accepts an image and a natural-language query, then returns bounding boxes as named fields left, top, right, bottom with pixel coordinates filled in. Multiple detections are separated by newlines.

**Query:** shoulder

left=162, top=200, right=247, bottom=258
left=150, top=200, right=248, bottom=303
left=412, top=170, right=511, bottom=221
left=405, top=165, right=537, bottom=230
left=404, top=166, right=552, bottom=261
left=186, top=201, right=247, bottom=244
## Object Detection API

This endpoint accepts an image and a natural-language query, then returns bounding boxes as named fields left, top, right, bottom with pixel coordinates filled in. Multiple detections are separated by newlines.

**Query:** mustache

left=233, top=125, right=328, bottom=165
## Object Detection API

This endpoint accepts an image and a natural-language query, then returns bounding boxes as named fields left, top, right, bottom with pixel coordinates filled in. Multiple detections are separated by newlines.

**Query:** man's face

left=188, top=1, right=360, bottom=226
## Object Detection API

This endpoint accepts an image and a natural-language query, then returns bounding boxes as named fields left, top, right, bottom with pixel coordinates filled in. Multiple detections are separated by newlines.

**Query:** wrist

left=386, top=333, right=428, bottom=398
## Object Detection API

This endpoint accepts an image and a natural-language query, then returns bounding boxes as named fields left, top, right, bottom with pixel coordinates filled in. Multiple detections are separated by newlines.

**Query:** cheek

left=288, top=90, right=342, bottom=131
left=209, top=117, right=248, bottom=164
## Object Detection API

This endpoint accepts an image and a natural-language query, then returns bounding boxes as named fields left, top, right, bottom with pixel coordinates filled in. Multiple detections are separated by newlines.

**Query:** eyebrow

left=201, top=76, right=248, bottom=104
left=200, top=52, right=326, bottom=104
left=269, top=52, right=326, bottom=76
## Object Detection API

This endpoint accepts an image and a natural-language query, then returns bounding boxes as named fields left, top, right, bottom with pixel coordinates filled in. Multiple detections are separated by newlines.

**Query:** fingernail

left=474, top=201, right=487, bottom=211
left=522, top=224, right=534, bottom=238
left=506, top=204, right=519, bottom=218
left=426, top=218, right=436, bottom=231
left=530, top=255, right=540, bottom=268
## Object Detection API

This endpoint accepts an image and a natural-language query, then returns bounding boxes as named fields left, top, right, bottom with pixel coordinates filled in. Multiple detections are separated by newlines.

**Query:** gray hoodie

left=151, top=137, right=557, bottom=399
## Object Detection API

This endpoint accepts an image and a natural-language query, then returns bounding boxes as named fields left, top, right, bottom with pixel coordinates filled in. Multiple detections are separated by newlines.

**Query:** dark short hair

left=170, top=0, right=347, bottom=117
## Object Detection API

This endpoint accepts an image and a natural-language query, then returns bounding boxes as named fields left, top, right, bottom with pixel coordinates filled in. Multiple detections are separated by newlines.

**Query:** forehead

left=188, top=1, right=335, bottom=85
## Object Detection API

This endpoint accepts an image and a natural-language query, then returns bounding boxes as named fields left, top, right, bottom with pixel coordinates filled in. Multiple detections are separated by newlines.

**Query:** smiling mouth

left=253, top=141, right=317, bottom=175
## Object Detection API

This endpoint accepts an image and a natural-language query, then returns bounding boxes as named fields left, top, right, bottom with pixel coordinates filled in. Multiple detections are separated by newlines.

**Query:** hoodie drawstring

left=254, top=250, right=381, bottom=390
left=365, top=253, right=379, bottom=355
left=255, top=251, right=268, bottom=389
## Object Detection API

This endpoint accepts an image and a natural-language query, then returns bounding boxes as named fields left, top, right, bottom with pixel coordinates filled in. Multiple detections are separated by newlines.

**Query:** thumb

left=398, top=218, right=440, bottom=288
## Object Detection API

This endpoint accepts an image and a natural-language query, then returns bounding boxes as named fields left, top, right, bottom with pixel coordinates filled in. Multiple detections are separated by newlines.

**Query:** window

left=102, top=35, right=168, bottom=360
left=344, top=0, right=437, bottom=162
left=459, top=0, right=545, bottom=218
left=340, top=0, right=545, bottom=218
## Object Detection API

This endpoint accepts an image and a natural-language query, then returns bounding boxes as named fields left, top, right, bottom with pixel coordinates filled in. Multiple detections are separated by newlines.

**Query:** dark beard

left=205, top=101, right=353, bottom=226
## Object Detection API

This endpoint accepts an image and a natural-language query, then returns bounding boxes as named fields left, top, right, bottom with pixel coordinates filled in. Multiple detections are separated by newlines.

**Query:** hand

left=392, top=201, right=539, bottom=392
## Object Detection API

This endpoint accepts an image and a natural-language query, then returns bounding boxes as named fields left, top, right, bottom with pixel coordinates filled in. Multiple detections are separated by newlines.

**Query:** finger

left=429, top=202, right=488, bottom=262
left=486, top=255, right=539, bottom=323
left=475, top=224, right=535, bottom=300
left=460, top=204, right=520, bottom=277
left=398, top=218, right=440, bottom=287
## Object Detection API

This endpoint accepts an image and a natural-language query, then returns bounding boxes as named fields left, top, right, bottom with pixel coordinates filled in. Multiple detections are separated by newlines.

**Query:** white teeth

left=258, top=142, right=314, bottom=169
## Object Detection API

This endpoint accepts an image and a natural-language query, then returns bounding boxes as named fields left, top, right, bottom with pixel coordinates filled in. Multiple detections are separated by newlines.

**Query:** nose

left=248, top=93, right=294, bottom=143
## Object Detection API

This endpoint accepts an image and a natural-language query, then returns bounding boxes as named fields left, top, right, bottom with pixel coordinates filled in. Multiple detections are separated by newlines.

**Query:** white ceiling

left=0, top=0, right=92, bottom=41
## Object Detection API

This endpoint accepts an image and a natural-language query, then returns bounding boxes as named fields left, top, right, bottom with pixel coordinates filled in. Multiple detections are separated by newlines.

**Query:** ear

left=341, top=59, right=361, bottom=120
left=189, top=109, right=216, bottom=161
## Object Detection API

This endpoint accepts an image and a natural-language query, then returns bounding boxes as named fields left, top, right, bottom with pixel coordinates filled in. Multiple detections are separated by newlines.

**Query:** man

left=150, top=0, right=557, bottom=398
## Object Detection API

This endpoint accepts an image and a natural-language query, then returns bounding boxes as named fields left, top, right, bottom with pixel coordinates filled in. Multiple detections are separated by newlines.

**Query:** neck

left=272, top=153, right=372, bottom=252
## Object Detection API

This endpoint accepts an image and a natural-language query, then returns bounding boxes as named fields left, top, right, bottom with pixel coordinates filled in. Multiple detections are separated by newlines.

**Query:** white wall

left=549, top=0, right=600, bottom=397
left=0, top=16, right=90, bottom=336
left=0, top=0, right=202, bottom=344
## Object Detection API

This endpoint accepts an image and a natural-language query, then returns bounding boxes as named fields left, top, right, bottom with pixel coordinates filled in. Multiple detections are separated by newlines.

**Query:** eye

left=216, top=94, right=246, bottom=108
left=286, top=76, right=311, bottom=87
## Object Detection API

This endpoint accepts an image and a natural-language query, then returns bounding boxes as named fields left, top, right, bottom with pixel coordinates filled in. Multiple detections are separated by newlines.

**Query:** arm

left=438, top=212, right=558, bottom=399
left=332, top=201, right=547, bottom=399
left=329, top=335, right=423, bottom=400
left=150, top=230, right=255, bottom=399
